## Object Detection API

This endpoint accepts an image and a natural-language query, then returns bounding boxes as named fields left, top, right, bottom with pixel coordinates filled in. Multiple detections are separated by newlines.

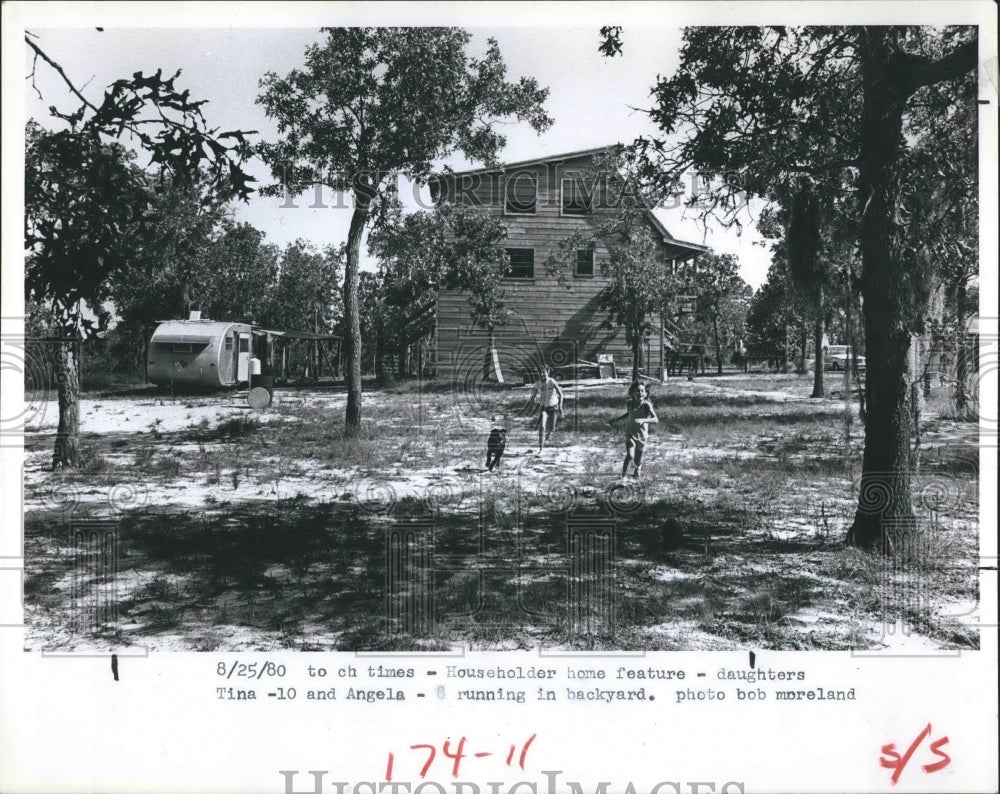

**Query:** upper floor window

left=506, top=248, right=535, bottom=279
left=575, top=247, right=595, bottom=277
left=561, top=178, right=593, bottom=216
left=504, top=171, right=537, bottom=215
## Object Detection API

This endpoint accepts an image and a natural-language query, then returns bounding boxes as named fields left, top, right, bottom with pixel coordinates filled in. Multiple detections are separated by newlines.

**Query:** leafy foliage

left=367, top=204, right=511, bottom=378
left=110, top=175, right=229, bottom=334
left=24, top=37, right=256, bottom=336
left=598, top=26, right=624, bottom=58
left=201, top=224, right=281, bottom=325
left=25, top=121, right=146, bottom=335
left=257, top=28, right=552, bottom=194
left=598, top=209, right=677, bottom=379
left=690, top=253, right=753, bottom=373
left=263, top=241, right=343, bottom=334
left=746, top=261, right=806, bottom=364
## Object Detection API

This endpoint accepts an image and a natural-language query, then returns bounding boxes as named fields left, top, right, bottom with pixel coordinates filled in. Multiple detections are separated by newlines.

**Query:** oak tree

left=24, top=36, right=254, bottom=467
left=610, top=26, right=978, bottom=549
left=256, top=28, right=551, bottom=435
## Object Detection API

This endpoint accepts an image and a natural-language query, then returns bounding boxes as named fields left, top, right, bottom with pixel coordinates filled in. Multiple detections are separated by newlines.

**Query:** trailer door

left=237, top=332, right=251, bottom=383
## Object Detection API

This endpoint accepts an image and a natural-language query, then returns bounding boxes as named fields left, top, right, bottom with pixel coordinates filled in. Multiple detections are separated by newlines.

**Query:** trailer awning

left=253, top=328, right=340, bottom=341
left=151, top=334, right=212, bottom=344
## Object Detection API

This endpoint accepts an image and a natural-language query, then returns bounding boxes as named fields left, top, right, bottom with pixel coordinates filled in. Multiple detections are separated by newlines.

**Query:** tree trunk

left=846, top=270, right=867, bottom=423
left=343, top=200, right=370, bottom=436
left=923, top=299, right=942, bottom=399
left=180, top=281, right=192, bottom=319
left=399, top=342, right=409, bottom=378
left=811, top=314, right=825, bottom=398
left=52, top=338, right=80, bottom=469
left=712, top=313, right=723, bottom=375
left=659, top=315, right=666, bottom=380
left=631, top=335, right=641, bottom=381
left=847, top=31, right=917, bottom=550
left=784, top=321, right=791, bottom=371
left=953, top=280, right=968, bottom=414
left=910, top=334, right=923, bottom=473
left=483, top=327, right=495, bottom=382
left=314, top=306, right=321, bottom=379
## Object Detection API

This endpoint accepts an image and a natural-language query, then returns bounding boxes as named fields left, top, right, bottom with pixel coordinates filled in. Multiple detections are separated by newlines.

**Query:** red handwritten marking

left=518, top=733, right=537, bottom=770
left=922, top=736, right=952, bottom=774
left=879, top=723, right=950, bottom=785
left=443, top=737, right=468, bottom=778
left=410, top=743, right=436, bottom=779
left=386, top=735, right=538, bottom=782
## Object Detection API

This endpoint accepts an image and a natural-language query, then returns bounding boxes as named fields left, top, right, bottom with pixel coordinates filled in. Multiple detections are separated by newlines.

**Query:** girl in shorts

left=609, top=381, right=658, bottom=479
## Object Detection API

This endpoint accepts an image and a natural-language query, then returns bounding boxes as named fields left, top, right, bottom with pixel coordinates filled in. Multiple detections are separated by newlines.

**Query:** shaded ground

left=22, top=372, right=980, bottom=651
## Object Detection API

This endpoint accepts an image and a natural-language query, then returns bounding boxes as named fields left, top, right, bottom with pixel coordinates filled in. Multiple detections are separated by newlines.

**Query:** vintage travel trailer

left=147, top=317, right=254, bottom=389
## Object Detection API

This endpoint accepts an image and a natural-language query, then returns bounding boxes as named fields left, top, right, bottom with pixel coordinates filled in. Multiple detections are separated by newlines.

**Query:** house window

left=575, top=248, right=595, bottom=277
left=504, top=171, right=536, bottom=215
left=506, top=248, right=535, bottom=279
left=561, top=178, right=592, bottom=216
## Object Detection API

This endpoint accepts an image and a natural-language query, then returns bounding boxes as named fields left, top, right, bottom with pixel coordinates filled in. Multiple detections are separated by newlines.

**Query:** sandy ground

left=20, top=376, right=824, bottom=516
left=20, top=376, right=980, bottom=652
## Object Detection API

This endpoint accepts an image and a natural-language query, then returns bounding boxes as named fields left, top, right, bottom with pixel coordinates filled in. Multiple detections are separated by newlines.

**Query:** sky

left=11, top=6, right=782, bottom=290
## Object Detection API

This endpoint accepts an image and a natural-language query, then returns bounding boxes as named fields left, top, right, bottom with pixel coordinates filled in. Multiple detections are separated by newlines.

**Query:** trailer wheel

left=248, top=386, right=272, bottom=410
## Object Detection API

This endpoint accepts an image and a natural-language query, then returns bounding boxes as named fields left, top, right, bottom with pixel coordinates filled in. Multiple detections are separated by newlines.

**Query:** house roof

left=645, top=213, right=709, bottom=260
left=439, top=144, right=624, bottom=177
left=431, top=144, right=707, bottom=261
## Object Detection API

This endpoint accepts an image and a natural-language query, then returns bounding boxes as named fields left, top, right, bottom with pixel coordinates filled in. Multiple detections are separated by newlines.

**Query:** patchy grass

left=21, top=372, right=979, bottom=651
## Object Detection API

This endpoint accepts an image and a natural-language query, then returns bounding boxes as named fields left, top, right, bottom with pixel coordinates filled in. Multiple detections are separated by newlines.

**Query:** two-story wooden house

left=428, top=146, right=707, bottom=382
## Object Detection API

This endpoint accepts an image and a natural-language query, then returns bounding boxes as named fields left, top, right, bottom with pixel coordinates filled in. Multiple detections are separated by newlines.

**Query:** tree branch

left=892, top=38, right=979, bottom=93
left=24, top=36, right=99, bottom=114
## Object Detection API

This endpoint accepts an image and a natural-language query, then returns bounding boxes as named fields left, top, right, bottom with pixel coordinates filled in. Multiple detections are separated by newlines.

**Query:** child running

left=609, top=381, right=658, bottom=479
left=528, top=365, right=564, bottom=452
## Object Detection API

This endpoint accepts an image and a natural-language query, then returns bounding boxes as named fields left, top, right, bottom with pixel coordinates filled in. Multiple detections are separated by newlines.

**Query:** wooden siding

left=436, top=154, right=676, bottom=381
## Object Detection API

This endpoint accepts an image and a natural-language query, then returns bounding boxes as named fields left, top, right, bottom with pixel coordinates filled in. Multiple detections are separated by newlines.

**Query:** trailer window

left=172, top=344, right=193, bottom=353
left=238, top=337, right=250, bottom=353
left=225, top=337, right=233, bottom=350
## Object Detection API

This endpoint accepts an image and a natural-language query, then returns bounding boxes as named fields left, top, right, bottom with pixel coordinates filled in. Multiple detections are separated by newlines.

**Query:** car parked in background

left=824, top=344, right=866, bottom=372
